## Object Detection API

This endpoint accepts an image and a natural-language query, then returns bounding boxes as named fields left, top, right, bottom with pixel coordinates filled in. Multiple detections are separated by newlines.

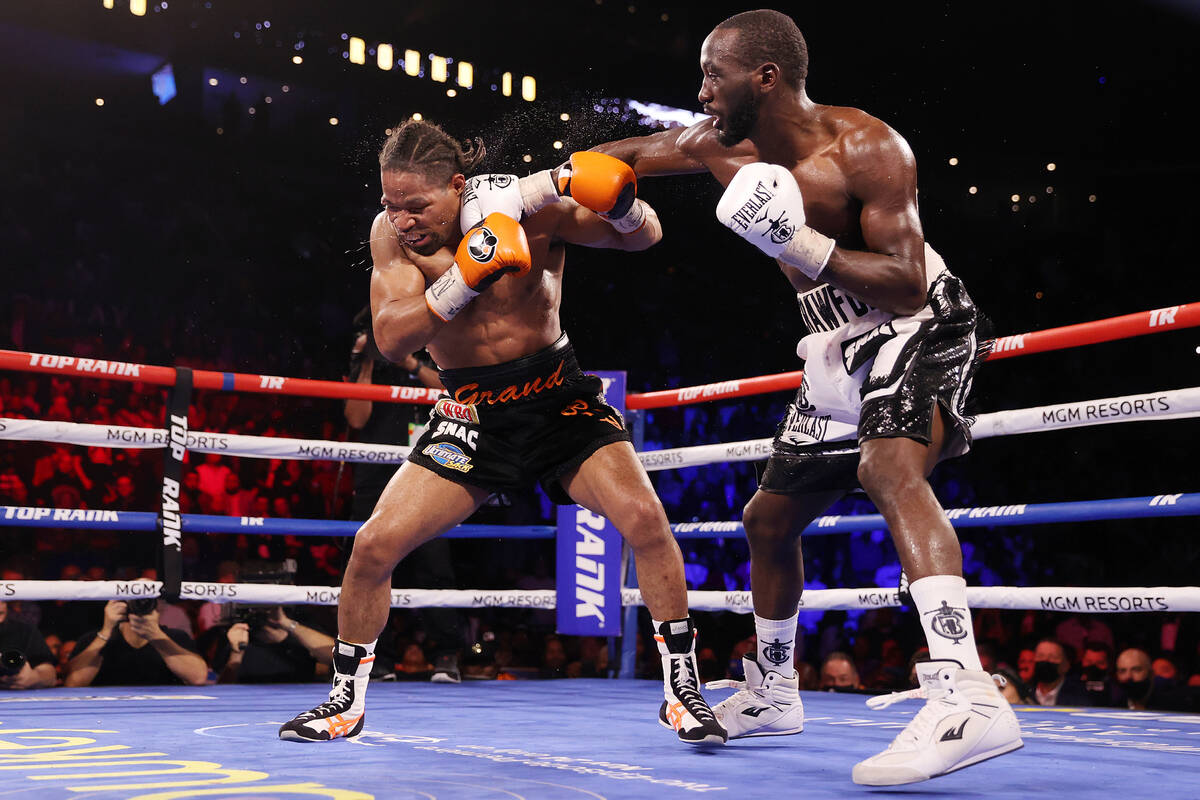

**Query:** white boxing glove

left=715, top=162, right=836, bottom=280
left=460, top=172, right=561, bottom=234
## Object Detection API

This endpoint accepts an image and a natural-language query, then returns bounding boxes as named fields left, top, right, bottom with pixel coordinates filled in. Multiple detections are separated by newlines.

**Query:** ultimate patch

left=422, top=442, right=474, bottom=473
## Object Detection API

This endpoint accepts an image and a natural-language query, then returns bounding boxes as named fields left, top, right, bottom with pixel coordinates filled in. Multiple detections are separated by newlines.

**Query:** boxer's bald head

left=713, top=9, right=809, bottom=88
left=700, top=10, right=809, bottom=147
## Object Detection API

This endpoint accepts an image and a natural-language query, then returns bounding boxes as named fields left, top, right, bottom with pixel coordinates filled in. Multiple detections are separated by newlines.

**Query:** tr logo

left=1148, top=306, right=1179, bottom=327
left=762, top=638, right=792, bottom=666
left=925, top=600, right=968, bottom=644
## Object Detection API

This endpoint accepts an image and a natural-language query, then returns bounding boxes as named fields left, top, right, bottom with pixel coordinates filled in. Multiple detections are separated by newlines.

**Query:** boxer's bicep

left=368, top=213, right=434, bottom=358
left=850, top=128, right=925, bottom=269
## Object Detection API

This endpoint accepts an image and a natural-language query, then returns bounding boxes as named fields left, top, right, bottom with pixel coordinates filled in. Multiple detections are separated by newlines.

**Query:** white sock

left=754, top=612, right=799, bottom=676
left=909, top=575, right=983, bottom=670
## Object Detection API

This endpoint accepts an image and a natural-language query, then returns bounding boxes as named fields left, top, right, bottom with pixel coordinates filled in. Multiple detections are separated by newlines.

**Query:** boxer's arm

left=368, top=212, right=445, bottom=362
left=548, top=198, right=662, bottom=252
left=813, top=124, right=927, bottom=315
left=592, top=123, right=712, bottom=177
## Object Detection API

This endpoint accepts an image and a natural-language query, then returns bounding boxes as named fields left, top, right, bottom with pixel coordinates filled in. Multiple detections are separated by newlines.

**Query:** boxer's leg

left=707, top=487, right=841, bottom=738
left=280, top=462, right=487, bottom=742
left=561, top=441, right=727, bottom=745
left=853, top=299, right=1022, bottom=783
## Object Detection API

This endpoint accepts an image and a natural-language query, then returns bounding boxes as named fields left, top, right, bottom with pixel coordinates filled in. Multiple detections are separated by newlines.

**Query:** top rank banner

left=555, top=371, right=626, bottom=636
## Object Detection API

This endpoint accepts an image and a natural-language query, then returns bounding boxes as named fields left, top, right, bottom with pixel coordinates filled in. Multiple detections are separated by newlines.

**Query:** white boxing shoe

left=852, top=659, right=1023, bottom=786
left=705, top=656, right=804, bottom=738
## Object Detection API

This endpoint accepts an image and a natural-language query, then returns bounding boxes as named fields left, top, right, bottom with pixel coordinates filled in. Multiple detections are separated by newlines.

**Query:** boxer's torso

left=677, top=106, right=892, bottom=294
left=398, top=207, right=568, bottom=369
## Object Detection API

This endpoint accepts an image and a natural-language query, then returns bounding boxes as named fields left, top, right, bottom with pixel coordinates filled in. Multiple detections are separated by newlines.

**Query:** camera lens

left=0, top=650, right=26, bottom=677
left=127, top=598, right=158, bottom=616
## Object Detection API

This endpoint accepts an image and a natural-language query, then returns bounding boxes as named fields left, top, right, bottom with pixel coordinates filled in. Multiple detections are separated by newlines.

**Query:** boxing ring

left=1, top=302, right=1198, bottom=798
left=2, top=684, right=1198, bottom=799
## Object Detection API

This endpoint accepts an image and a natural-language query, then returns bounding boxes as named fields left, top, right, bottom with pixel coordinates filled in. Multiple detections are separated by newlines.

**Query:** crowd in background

left=1, top=36, right=1196, bottom=708
left=1, top=367, right=1198, bottom=710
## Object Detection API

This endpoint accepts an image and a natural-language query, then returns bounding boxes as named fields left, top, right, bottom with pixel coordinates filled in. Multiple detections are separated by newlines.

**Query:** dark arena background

left=0, top=2, right=1197, bottom=799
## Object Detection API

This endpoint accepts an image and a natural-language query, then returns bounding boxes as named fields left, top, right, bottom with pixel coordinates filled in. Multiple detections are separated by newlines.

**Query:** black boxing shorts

left=760, top=267, right=990, bottom=494
left=406, top=333, right=630, bottom=504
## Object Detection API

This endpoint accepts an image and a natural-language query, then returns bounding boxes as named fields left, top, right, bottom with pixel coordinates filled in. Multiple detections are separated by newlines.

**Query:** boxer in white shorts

left=766, top=243, right=984, bottom=492
left=591, top=8, right=1023, bottom=786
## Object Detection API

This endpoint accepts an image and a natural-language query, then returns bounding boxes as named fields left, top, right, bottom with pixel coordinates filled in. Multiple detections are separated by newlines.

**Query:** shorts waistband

left=795, top=284, right=880, bottom=338
left=438, top=333, right=582, bottom=406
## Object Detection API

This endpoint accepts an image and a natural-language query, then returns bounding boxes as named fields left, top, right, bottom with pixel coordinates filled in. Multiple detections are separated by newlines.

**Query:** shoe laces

left=865, top=686, right=928, bottom=710
left=670, top=655, right=716, bottom=723
left=299, top=674, right=353, bottom=720
left=705, top=674, right=770, bottom=710
left=867, top=674, right=974, bottom=751
left=890, top=695, right=950, bottom=749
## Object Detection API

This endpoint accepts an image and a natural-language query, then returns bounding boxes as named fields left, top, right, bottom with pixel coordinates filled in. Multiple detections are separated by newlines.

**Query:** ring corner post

left=158, top=366, right=193, bottom=600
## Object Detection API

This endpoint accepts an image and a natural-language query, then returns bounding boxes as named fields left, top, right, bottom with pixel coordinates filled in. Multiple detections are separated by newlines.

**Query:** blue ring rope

left=1, top=493, right=1195, bottom=538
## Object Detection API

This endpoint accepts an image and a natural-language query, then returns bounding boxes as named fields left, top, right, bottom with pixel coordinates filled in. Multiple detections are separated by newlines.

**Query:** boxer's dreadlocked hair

left=715, top=10, right=808, bottom=87
left=378, top=120, right=486, bottom=182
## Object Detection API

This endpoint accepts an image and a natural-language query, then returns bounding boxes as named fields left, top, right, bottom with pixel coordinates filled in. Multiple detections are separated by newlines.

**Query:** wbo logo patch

left=434, top=398, right=480, bottom=425
left=422, top=443, right=474, bottom=473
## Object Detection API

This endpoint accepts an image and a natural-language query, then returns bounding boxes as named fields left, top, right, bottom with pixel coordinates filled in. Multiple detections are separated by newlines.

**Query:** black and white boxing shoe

left=279, top=639, right=373, bottom=742
left=654, top=618, right=728, bottom=745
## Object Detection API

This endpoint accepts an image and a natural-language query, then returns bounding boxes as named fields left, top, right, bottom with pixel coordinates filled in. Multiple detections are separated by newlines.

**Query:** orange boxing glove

left=425, top=213, right=531, bottom=322
left=557, top=151, right=636, bottom=215
left=557, top=151, right=646, bottom=233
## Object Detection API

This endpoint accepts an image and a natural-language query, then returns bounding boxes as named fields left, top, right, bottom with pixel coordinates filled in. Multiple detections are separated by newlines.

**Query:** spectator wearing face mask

left=1114, top=648, right=1193, bottom=712
left=1032, top=638, right=1091, bottom=706
left=820, top=651, right=863, bottom=692
left=1078, top=640, right=1116, bottom=707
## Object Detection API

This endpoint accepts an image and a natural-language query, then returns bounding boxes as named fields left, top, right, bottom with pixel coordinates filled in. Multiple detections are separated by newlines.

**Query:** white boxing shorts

left=760, top=244, right=991, bottom=494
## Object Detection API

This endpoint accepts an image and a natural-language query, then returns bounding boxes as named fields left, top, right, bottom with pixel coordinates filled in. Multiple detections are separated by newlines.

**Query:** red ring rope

left=0, top=302, right=1193, bottom=409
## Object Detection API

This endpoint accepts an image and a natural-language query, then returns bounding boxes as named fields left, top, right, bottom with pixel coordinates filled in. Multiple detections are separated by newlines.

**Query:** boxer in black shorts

left=281, top=120, right=725, bottom=746
left=409, top=334, right=630, bottom=503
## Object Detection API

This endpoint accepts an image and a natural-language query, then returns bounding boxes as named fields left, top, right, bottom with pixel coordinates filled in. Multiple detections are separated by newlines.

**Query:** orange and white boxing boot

left=852, top=659, right=1023, bottom=785
left=654, top=618, right=728, bottom=745
left=279, top=638, right=374, bottom=742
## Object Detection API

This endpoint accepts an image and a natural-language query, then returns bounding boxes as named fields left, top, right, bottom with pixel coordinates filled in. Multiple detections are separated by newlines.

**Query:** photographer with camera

left=65, top=596, right=207, bottom=687
left=0, top=601, right=56, bottom=689
left=216, top=605, right=335, bottom=683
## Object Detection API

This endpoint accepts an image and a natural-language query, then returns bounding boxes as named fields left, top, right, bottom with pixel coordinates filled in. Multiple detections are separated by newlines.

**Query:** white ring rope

left=3, top=581, right=1197, bottom=613
left=0, top=419, right=410, bottom=463
left=637, top=387, right=1200, bottom=471
left=0, top=386, right=1195, bottom=469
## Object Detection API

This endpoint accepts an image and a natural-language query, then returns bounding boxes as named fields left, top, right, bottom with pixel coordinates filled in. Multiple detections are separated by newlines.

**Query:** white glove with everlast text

left=715, top=162, right=836, bottom=280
